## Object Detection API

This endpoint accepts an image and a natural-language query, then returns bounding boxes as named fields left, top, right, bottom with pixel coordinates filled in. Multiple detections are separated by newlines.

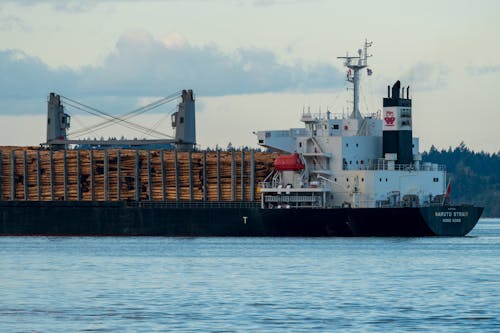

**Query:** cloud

left=2, top=0, right=311, bottom=13
left=401, top=62, right=450, bottom=91
left=0, top=49, right=77, bottom=98
left=465, top=65, right=500, bottom=76
left=1, top=0, right=100, bottom=12
left=1, top=0, right=205, bottom=13
left=0, top=31, right=344, bottom=110
left=0, top=15, right=30, bottom=32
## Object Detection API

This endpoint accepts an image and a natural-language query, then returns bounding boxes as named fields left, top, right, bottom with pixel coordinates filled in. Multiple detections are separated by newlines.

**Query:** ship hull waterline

left=0, top=202, right=482, bottom=237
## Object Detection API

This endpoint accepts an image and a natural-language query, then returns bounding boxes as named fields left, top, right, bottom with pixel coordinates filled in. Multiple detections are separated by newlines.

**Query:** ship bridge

left=255, top=40, right=450, bottom=210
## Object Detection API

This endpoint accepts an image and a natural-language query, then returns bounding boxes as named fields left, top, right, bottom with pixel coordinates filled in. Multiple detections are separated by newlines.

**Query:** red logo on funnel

left=384, top=111, right=396, bottom=126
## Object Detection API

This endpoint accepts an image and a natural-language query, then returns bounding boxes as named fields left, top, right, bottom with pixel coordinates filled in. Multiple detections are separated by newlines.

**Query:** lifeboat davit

left=274, top=153, right=305, bottom=171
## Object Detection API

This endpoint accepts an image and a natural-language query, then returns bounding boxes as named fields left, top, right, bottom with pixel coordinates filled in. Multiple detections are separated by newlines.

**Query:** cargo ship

left=0, top=41, right=482, bottom=236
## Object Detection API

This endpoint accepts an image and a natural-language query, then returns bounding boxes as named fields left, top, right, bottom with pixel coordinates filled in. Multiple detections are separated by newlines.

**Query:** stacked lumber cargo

left=0, top=147, right=276, bottom=202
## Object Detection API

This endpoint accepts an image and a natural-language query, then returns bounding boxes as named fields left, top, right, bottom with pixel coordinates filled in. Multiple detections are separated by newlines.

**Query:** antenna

left=337, top=40, right=373, bottom=119
left=363, top=39, right=373, bottom=65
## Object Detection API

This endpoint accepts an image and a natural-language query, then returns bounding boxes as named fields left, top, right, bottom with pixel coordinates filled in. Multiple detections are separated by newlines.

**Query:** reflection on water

left=0, top=219, right=499, bottom=332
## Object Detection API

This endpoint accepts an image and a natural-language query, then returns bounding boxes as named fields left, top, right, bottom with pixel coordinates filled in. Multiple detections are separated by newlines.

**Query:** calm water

left=1, top=219, right=499, bottom=332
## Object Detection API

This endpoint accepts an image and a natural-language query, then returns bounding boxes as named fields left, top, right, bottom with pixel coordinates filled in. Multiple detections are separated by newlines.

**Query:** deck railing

left=128, top=201, right=260, bottom=209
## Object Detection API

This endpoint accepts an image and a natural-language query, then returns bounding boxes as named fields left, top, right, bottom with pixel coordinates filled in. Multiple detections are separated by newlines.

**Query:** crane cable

left=63, top=99, right=172, bottom=139
left=61, top=91, right=181, bottom=138
left=66, top=100, right=174, bottom=138
left=63, top=93, right=179, bottom=137
left=147, top=105, right=178, bottom=136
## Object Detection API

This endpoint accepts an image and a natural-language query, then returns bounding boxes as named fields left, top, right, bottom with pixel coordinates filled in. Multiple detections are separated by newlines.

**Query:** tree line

left=422, top=142, right=499, bottom=217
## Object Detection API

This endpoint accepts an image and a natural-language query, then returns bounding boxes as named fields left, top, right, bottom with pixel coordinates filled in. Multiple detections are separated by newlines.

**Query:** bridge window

left=333, top=124, right=339, bottom=130
left=433, top=177, right=439, bottom=182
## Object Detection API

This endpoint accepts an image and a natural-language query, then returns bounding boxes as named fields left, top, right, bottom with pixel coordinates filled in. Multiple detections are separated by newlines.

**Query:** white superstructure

left=255, top=41, right=446, bottom=209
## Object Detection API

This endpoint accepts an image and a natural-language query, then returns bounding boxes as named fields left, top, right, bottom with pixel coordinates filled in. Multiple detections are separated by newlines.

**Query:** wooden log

left=36, top=150, right=42, bottom=201
left=23, top=151, right=28, bottom=200
left=203, top=151, right=207, bottom=201
left=104, top=150, right=108, bottom=201
left=117, top=150, right=121, bottom=201
left=90, top=150, right=95, bottom=201
left=63, top=150, right=68, bottom=200
left=77, top=150, right=81, bottom=201
left=189, top=151, right=193, bottom=201
left=147, top=150, right=152, bottom=201
left=0, top=147, right=277, bottom=203
left=231, top=151, right=236, bottom=201
left=250, top=150, right=255, bottom=201
left=241, top=151, right=245, bottom=201
left=37, top=151, right=47, bottom=200
left=10, top=150, right=15, bottom=200
left=161, top=150, right=166, bottom=201
left=134, top=150, right=139, bottom=201
left=0, top=151, right=2, bottom=200
left=217, top=150, right=221, bottom=201
left=174, top=150, right=179, bottom=201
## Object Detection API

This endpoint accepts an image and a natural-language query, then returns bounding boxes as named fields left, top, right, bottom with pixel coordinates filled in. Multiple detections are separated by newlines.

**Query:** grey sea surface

left=0, top=219, right=499, bottom=332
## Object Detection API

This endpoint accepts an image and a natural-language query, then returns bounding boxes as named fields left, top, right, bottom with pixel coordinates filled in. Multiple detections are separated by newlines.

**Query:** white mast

left=337, top=39, right=372, bottom=119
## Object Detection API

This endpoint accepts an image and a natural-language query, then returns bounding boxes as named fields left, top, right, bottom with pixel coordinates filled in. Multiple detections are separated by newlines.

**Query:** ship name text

left=435, top=211, right=469, bottom=223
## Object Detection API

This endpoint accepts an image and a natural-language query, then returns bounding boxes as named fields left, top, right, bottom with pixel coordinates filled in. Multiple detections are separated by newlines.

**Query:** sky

left=0, top=0, right=499, bottom=152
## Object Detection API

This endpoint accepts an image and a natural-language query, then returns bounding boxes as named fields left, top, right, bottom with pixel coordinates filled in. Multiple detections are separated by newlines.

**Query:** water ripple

left=0, top=219, right=499, bottom=332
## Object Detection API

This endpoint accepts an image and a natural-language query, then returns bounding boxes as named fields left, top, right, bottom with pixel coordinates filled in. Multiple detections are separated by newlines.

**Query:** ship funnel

left=391, top=80, right=401, bottom=99
left=382, top=80, right=413, bottom=165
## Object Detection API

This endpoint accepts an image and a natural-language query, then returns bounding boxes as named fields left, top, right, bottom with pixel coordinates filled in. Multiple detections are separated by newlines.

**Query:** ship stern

left=420, top=205, right=483, bottom=236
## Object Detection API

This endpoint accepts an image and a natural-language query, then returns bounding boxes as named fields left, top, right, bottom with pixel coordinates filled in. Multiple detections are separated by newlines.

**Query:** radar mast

left=337, top=39, right=372, bottom=119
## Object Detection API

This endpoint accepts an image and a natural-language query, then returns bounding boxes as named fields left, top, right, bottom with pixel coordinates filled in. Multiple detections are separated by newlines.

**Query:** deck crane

left=43, top=90, right=196, bottom=151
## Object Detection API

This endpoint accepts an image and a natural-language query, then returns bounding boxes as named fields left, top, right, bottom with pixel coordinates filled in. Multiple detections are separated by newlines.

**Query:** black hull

left=0, top=201, right=483, bottom=237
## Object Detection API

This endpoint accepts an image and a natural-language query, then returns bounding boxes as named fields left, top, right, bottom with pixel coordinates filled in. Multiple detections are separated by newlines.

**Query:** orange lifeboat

left=274, top=153, right=305, bottom=171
